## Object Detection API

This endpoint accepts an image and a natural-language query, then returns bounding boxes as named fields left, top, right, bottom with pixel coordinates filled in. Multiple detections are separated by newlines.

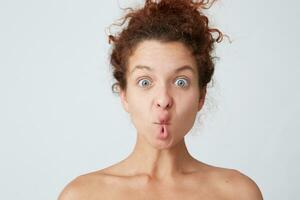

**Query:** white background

left=0, top=0, right=299, bottom=199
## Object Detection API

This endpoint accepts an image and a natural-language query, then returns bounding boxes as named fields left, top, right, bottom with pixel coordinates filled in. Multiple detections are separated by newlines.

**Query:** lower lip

left=156, top=124, right=169, bottom=140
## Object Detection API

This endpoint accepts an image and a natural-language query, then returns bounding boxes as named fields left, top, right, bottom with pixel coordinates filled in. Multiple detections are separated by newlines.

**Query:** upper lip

left=153, top=114, right=171, bottom=125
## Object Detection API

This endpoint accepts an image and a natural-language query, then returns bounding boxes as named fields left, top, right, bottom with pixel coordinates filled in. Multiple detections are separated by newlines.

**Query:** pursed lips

left=153, top=113, right=171, bottom=125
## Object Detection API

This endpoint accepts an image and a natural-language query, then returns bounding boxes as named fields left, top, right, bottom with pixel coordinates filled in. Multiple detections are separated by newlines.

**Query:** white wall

left=0, top=0, right=299, bottom=199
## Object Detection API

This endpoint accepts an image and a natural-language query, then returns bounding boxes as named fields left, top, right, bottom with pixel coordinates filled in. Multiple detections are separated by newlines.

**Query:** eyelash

left=136, top=77, right=190, bottom=88
left=137, top=77, right=152, bottom=88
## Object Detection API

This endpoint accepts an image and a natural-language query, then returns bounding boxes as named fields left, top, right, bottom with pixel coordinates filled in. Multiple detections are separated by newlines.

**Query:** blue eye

left=175, top=78, right=188, bottom=88
left=138, top=78, right=152, bottom=88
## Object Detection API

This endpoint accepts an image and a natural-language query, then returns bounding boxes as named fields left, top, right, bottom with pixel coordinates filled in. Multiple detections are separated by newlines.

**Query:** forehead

left=127, top=40, right=197, bottom=75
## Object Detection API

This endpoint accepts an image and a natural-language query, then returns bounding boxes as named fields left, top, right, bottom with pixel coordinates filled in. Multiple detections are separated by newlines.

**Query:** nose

left=155, top=89, right=173, bottom=110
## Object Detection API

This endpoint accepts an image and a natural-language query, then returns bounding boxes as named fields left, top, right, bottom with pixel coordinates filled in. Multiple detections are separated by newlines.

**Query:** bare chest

left=107, top=190, right=226, bottom=200
left=84, top=170, right=232, bottom=200
left=88, top=183, right=228, bottom=200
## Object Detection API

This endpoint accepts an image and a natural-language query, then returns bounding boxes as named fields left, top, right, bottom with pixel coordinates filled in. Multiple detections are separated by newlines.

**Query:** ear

left=120, top=89, right=129, bottom=113
left=197, top=88, right=206, bottom=111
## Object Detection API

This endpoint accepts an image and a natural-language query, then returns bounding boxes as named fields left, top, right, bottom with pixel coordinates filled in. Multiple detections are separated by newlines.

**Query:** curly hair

left=108, top=0, right=224, bottom=93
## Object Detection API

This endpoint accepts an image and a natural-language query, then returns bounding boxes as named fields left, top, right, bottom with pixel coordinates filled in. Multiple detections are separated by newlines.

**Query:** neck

left=123, top=133, right=198, bottom=182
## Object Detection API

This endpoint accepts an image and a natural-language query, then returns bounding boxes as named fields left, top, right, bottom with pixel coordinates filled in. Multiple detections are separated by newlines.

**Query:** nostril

left=157, top=102, right=171, bottom=109
left=155, top=97, right=173, bottom=109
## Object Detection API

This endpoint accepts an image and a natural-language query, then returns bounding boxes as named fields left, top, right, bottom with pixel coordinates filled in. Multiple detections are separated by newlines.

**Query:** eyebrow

left=130, top=65, right=196, bottom=75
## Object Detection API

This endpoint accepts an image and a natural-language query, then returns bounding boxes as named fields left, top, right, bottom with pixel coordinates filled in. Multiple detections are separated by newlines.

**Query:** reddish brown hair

left=108, top=0, right=225, bottom=93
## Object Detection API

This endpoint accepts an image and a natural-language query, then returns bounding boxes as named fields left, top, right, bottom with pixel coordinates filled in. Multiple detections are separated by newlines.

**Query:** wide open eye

left=138, top=78, right=152, bottom=88
left=175, top=78, right=189, bottom=88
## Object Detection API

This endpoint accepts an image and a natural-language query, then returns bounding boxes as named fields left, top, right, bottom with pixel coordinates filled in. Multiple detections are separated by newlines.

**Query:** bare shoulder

left=228, top=169, right=263, bottom=200
left=57, top=175, right=86, bottom=200
left=205, top=165, right=263, bottom=200
left=57, top=171, right=108, bottom=200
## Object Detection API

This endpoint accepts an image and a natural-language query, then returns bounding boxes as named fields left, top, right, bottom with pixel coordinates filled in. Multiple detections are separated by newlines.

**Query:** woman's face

left=120, top=40, right=205, bottom=149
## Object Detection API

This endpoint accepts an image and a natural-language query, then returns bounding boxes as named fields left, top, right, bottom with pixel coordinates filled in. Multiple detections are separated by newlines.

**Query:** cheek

left=127, top=92, right=150, bottom=128
left=127, top=90, right=147, bottom=112
left=176, top=92, right=199, bottom=122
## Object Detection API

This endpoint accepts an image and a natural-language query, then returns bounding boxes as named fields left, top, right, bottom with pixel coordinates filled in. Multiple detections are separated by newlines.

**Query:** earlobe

left=120, top=90, right=129, bottom=113
left=198, top=88, right=206, bottom=111
left=197, top=97, right=205, bottom=111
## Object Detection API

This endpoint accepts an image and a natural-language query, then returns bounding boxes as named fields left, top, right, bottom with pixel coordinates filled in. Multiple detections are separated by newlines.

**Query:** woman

left=59, top=0, right=263, bottom=199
